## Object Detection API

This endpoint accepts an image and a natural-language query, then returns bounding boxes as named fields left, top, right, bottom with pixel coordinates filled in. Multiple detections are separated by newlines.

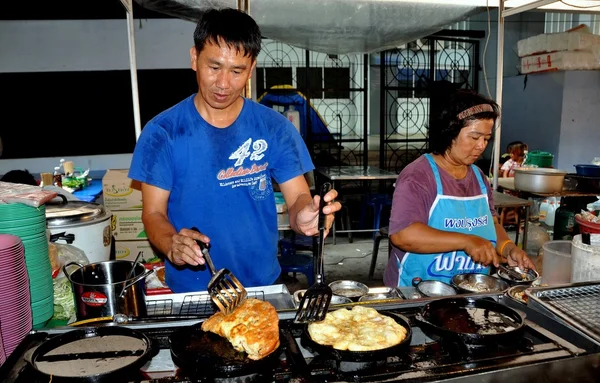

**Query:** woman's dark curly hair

left=429, top=90, right=499, bottom=155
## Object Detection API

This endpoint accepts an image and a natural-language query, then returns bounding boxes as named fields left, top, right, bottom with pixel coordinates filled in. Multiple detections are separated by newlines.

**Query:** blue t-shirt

left=128, top=95, right=314, bottom=292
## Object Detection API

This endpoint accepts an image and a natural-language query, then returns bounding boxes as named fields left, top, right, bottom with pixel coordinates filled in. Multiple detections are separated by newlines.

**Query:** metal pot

left=63, top=260, right=153, bottom=320
left=46, top=199, right=112, bottom=264
left=514, top=168, right=567, bottom=193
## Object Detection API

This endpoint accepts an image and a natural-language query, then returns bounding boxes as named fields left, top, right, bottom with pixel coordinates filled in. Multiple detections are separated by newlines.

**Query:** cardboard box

left=114, top=239, right=162, bottom=263
left=102, top=169, right=143, bottom=210
left=111, top=210, right=147, bottom=240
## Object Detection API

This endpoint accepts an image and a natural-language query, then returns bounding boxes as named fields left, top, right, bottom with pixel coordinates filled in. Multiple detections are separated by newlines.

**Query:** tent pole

left=492, top=0, right=505, bottom=191
left=120, top=0, right=142, bottom=142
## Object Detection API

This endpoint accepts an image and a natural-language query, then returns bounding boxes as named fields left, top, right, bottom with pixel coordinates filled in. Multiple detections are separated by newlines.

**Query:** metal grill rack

left=146, top=299, right=173, bottom=316
left=527, top=282, right=600, bottom=344
left=145, top=291, right=267, bottom=317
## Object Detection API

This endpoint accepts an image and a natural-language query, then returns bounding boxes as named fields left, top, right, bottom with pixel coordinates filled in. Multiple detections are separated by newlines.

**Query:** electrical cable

left=560, top=0, right=600, bottom=9
left=482, top=0, right=492, bottom=100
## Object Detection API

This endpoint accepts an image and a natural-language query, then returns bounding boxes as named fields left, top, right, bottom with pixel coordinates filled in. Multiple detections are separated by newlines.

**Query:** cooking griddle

left=169, top=322, right=282, bottom=378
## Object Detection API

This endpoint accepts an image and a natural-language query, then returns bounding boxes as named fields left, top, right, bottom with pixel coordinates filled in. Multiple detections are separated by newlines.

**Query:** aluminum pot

left=63, top=260, right=153, bottom=320
left=514, top=168, right=567, bottom=193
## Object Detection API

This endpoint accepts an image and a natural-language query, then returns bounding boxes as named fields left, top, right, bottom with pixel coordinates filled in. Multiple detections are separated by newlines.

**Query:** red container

left=575, top=215, right=600, bottom=234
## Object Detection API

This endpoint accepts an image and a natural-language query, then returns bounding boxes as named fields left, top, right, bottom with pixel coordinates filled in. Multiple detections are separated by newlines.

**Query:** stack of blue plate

left=0, top=204, right=54, bottom=329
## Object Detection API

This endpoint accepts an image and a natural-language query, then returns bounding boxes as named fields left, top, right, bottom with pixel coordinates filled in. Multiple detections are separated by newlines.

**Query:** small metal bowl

left=506, top=285, right=530, bottom=304
left=412, top=278, right=458, bottom=297
left=293, top=289, right=352, bottom=307
left=451, top=273, right=510, bottom=294
left=328, top=280, right=369, bottom=300
left=497, top=266, right=540, bottom=286
left=357, top=287, right=402, bottom=302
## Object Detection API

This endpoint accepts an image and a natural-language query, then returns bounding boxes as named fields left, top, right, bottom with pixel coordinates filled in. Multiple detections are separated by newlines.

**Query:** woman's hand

left=463, top=235, right=501, bottom=267
left=167, top=228, right=208, bottom=266
left=505, top=243, right=537, bottom=271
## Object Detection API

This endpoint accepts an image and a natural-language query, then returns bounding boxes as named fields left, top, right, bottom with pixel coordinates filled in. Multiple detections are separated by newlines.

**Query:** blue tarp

left=257, top=89, right=335, bottom=142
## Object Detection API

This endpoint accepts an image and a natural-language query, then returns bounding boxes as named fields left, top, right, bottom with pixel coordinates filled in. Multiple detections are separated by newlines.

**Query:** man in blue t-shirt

left=128, top=8, right=341, bottom=293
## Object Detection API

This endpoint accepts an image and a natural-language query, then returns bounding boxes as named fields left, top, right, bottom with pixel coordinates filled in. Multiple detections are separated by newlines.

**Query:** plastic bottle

left=53, top=166, right=63, bottom=188
left=539, top=199, right=549, bottom=223
left=285, top=105, right=301, bottom=133
left=546, top=200, right=557, bottom=227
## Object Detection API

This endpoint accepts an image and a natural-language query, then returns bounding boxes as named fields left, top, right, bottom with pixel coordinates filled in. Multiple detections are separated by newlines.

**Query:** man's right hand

left=168, top=228, right=209, bottom=266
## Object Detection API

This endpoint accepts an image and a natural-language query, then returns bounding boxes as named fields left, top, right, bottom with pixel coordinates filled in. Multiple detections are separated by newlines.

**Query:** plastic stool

left=278, top=253, right=315, bottom=285
left=369, top=226, right=389, bottom=280
left=360, top=194, right=392, bottom=239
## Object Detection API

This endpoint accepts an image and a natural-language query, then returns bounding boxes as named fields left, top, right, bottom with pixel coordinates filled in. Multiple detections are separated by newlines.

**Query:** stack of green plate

left=0, top=203, right=54, bottom=329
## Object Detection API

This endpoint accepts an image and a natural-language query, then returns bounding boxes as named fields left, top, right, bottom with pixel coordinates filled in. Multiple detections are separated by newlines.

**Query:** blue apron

left=397, top=154, right=496, bottom=286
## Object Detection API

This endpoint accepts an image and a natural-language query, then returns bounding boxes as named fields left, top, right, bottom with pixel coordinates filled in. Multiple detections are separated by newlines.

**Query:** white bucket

left=541, top=240, right=572, bottom=285
left=571, top=234, right=600, bottom=283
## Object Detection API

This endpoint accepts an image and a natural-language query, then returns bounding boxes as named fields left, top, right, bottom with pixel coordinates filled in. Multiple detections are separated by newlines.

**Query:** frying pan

left=169, top=322, right=283, bottom=378
left=300, top=310, right=413, bottom=362
left=26, top=326, right=154, bottom=383
left=414, top=297, right=525, bottom=345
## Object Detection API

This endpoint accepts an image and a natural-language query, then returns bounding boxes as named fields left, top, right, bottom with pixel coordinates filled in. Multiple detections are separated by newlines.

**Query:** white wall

left=558, top=70, right=600, bottom=171
left=0, top=18, right=193, bottom=175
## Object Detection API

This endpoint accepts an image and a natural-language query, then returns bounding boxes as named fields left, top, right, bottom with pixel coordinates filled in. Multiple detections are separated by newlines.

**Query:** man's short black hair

left=193, top=8, right=262, bottom=60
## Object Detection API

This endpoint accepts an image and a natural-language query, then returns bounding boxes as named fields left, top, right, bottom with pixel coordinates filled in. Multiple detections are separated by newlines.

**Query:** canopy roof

left=134, top=0, right=600, bottom=55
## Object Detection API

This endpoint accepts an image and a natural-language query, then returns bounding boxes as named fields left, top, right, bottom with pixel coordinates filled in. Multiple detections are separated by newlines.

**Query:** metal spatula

left=191, top=227, right=247, bottom=314
left=294, top=182, right=333, bottom=323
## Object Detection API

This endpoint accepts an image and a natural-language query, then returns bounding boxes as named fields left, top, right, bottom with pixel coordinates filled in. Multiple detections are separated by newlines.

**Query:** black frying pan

left=169, top=322, right=283, bottom=378
left=27, top=326, right=154, bottom=383
left=300, top=310, right=413, bottom=362
left=415, top=297, right=526, bottom=345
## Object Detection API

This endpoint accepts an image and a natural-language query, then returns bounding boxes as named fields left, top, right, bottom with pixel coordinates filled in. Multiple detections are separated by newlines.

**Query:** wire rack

left=528, top=284, right=600, bottom=343
left=145, top=291, right=266, bottom=317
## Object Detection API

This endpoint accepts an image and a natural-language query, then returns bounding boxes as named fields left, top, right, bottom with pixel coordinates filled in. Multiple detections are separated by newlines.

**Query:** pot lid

left=46, top=200, right=110, bottom=227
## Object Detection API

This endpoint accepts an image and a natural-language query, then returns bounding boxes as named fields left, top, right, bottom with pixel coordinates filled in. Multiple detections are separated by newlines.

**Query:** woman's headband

left=457, top=104, right=495, bottom=120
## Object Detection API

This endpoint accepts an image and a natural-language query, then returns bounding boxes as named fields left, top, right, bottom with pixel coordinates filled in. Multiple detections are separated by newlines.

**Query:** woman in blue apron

left=383, top=90, right=536, bottom=287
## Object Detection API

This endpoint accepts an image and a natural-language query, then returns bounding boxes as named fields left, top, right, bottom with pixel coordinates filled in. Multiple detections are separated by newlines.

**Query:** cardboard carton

left=102, top=169, right=143, bottom=210
left=111, top=210, right=147, bottom=240
left=114, top=239, right=162, bottom=263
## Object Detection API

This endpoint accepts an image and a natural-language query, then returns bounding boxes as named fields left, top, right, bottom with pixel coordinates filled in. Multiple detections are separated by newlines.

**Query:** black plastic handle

left=190, top=227, right=209, bottom=252
left=318, top=182, right=332, bottom=231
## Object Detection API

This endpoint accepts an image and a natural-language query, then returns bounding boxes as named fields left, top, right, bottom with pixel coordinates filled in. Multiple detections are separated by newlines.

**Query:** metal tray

left=526, top=282, right=600, bottom=345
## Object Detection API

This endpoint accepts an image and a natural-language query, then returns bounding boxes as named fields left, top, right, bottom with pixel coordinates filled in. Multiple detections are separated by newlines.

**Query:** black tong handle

left=318, top=182, right=332, bottom=231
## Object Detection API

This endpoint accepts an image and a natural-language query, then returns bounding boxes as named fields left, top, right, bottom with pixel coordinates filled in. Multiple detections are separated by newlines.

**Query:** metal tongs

left=498, top=263, right=527, bottom=281
left=191, top=227, right=247, bottom=314
left=294, top=183, right=333, bottom=323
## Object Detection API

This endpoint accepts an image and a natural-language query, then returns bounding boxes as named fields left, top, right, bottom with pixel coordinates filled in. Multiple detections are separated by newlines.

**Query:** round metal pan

left=27, top=326, right=154, bottom=383
left=300, top=310, right=413, bottom=361
left=414, top=297, right=525, bottom=345
left=169, top=322, right=283, bottom=378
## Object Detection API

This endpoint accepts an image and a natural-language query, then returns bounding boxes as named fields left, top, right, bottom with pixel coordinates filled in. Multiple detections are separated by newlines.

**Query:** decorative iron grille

left=257, top=40, right=368, bottom=168
left=380, top=37, right=479, bottom=173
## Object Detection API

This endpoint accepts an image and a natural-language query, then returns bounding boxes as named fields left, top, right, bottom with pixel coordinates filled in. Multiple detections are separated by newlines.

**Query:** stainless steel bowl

left=506, top=285, right=530, bottom=304
left=293, top=289, right=352, bottom=307
left=357, top=286, right=402, bottom=302
left=514, top=168, right=567, bottom=193
left=328, top=280, right=369, bottom=300
left=415, top=280, right=458, bottom=297
left=497, top=266, right=540, bottom=286
left=451, top=273, right=510, bottom=294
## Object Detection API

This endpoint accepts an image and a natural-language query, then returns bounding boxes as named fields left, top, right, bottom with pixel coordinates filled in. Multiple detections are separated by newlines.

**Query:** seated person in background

left=499, top=141, right=527, bottom=224
left=1, top=169, right=38, bottom=185
left=384, top=90, right=536, bottom=287
left=501, top=141, right=527, bottom=177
